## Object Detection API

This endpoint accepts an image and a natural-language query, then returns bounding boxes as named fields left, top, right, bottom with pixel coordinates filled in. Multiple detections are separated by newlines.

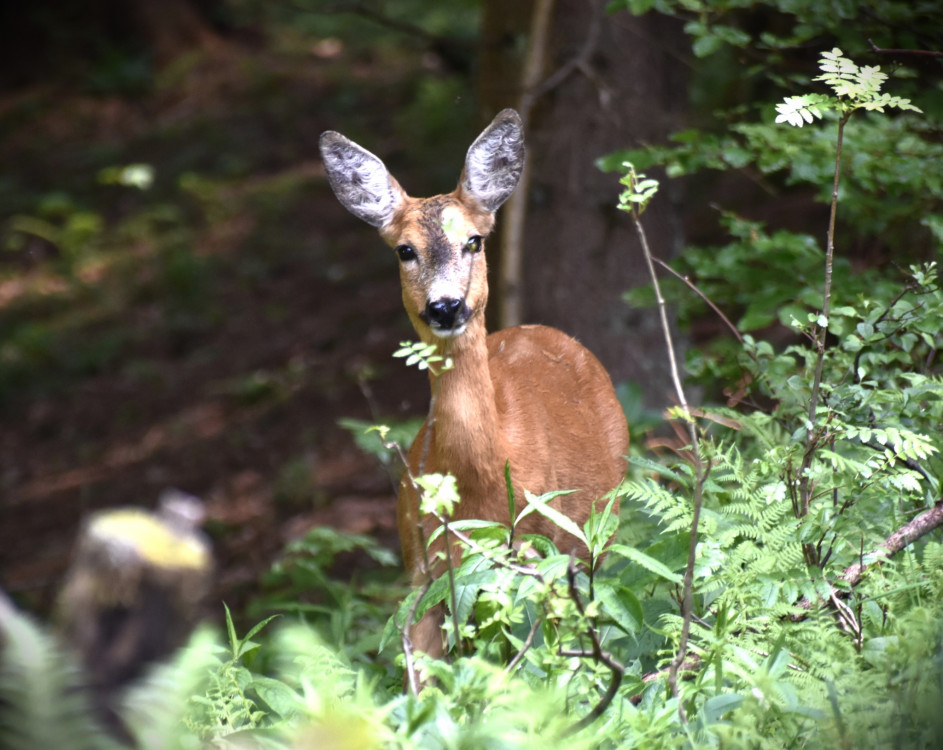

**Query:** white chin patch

left=430, top=324, right=467, bottom=339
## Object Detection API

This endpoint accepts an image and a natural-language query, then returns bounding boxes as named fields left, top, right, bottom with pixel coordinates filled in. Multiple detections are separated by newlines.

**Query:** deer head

left=319, top=109, right=525, bottom=342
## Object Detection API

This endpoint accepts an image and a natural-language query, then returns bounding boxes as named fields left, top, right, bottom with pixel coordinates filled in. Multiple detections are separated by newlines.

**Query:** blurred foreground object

left=56, top=489, right=213, bottom=723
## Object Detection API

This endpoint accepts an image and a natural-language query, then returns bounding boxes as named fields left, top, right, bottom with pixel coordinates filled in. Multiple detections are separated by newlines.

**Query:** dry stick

left=789, top=498, right=943, bottom=621
left=432, top=514, right=549, bottom=674
left=629, top=210, right=706, bottom=718
left=498, top=0, right=554, bottom=328
left=401, top=580, right=430, bottom=696
left=432, top=518, right=543, bottom=579
left=393, top=436, right=435, bottom=694
left=842, top=500, right=943, bottom=586
left=867, top=38, right=943, bottom=58
left=372, top=416, right=429, bottom=695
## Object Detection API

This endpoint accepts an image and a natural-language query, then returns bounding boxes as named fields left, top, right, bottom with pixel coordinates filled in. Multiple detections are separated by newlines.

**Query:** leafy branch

left=393, top=341, right=453, bottom=376
left=775, top=47, right=921, bottom=127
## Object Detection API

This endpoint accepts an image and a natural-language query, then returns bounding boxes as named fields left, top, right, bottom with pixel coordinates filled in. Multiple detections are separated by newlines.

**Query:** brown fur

left=385, top=196, right=628, bottom=661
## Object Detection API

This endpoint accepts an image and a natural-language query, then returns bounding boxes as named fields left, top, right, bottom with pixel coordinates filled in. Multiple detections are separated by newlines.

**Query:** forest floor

left=0, top=39, right=461, bottom=622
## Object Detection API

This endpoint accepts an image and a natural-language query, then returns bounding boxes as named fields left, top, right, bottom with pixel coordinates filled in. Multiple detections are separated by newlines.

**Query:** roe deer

left=319, top=109, right=628, bottom=667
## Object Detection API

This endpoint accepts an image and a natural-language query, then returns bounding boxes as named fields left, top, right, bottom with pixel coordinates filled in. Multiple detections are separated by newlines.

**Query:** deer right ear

left=319, top=131, right=405, bottom=229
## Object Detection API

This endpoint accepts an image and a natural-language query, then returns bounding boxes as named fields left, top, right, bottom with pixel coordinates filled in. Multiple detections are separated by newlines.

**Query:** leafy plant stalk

left=798, top=111, right=849, bottom=524
left=618, top=165, right=707, bottom=713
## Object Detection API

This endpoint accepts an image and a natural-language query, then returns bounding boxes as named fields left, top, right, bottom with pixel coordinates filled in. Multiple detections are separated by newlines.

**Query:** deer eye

left=395, top=245, right=417, bottom=262
left=464, top=236, right=482, bottom=254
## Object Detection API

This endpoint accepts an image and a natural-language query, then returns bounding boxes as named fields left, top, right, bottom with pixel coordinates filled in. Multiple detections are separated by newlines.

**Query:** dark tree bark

left=478, top=0, right=688, bottom=409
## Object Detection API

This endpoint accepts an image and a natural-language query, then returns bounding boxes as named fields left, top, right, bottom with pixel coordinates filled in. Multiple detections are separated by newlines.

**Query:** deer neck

left=426, top=314, right=505, bottom=501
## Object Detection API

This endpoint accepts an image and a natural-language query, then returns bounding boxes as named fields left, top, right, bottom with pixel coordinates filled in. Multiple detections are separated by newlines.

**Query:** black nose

left=425, top=297, right=463, bottom=329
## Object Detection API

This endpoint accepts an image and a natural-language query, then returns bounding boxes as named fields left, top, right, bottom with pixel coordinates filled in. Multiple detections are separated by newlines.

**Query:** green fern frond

left=0, top=599, right=117, bottom=750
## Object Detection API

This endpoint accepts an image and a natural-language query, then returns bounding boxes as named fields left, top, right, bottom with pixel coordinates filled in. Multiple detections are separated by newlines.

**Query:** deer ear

left=319, top=131, right=405, bottom=229
left=460, top=109, right=525, bottom=213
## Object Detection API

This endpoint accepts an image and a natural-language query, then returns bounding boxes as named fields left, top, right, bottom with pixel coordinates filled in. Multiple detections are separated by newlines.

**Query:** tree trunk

left=478, top=0, right=688, bottom=410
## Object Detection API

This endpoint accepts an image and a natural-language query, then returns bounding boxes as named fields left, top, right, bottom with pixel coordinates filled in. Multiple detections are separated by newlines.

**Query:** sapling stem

left=619, top=166, right=706, bottom=718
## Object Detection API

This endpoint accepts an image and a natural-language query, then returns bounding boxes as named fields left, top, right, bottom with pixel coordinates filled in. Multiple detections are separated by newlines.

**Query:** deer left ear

left=320, top=131, right=406, bottom=229
left=460, top=109, right=525, bottom=213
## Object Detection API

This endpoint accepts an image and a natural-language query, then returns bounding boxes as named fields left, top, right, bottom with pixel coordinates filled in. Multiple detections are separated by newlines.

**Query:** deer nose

left=425, top=297, right=464, bottom=330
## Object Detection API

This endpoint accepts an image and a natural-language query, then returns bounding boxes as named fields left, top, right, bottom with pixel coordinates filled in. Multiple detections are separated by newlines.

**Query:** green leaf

left=516, top=490, right=586, bottom=546
left=595, top=582, right=643, bottom=636
left=703, top=693, right=746, bottom=724
left=250, top=675, right=300, bottom=718
left=609, top=544, right=683, bottom=583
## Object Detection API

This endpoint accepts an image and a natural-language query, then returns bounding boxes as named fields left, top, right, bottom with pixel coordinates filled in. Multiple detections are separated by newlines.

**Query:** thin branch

left=638, top=498, right=943, bottom=695
left=431, top=514, right=543, bottom=579
left=506, top=615, right=542, bottom=673
left=790, top=498, right=943, bottom=618
left=867, top=39, right=943, bottom=58
left=440, top=514, right=465, bottom=657
left=314, top=1, right=473, bottom=72
left=499, top=0, right=606, bottom=327
left=652, top=257, right=743, bottom=344
left=842, top=499, right=943, bottom=586
left=629, top=656, right=701, bottom=705
left=562, top=558, right=625, bottom=735
left=851, top=283, right=914, bottom=383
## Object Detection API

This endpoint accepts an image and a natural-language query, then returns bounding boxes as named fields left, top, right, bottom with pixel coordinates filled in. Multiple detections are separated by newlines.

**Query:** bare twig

left=867, top=39, right=943, bottom=58
left=860, top=440, right=934, bottom=485
left=431, top=514, right=543, bottom=579
left=499, top=0, right=607, bottom=327
left=652, top=257, right=743, bottom=344
left=313, top=1, right=473, bottom=72
left=505, top=615, right=542, bottom=673
left=638, top=495, right=943, bottom=692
